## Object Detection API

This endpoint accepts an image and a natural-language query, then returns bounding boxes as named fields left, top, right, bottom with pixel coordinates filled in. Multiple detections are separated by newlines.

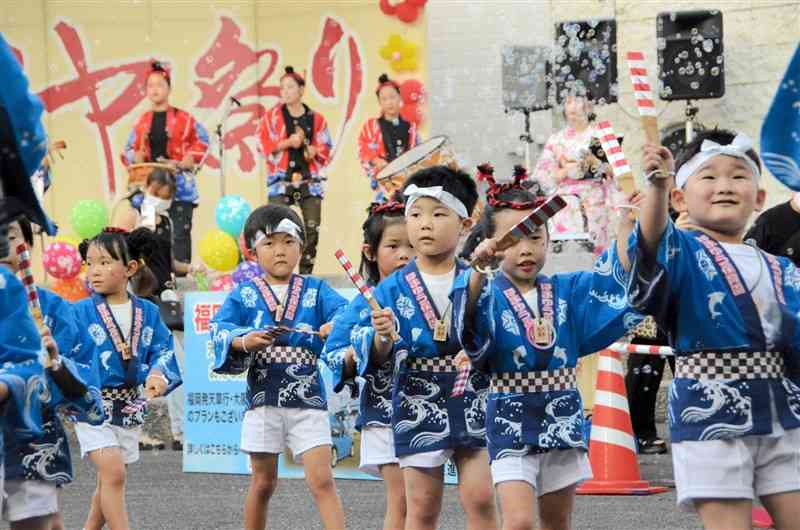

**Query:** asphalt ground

left=56, top=429, right=703, bottom=530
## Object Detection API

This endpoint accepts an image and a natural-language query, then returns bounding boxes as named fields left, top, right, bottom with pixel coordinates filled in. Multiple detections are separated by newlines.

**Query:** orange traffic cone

left=577, top=349, right=668, bottom=495
left=752, top=507, right=774, bottom=528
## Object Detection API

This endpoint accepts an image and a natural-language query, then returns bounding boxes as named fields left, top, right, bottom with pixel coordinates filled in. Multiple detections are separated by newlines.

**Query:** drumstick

left=263, top=325, right=322, bottom=336
left=451, top=352, right=470, bottom=398
left=471, top=194, right=568, bottom=269
left=15, top=242, right=57, bottom=367
left=334, top=249, right=400, bottom=342
left=596, top=120, right=636, bottom=194
left=609, top=342, right=674, bottom=356
left=626, top=51, right=660, bottom=145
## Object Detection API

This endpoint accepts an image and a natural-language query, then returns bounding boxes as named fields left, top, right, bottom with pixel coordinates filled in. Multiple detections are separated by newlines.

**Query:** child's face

left=86, top=243, right=137, bottom=296
left=254, top=232, right=302, bottom=281
left=146, top=182, right=174, bottom=201
left=146, top=73, right=170, bottom=106
left=0, top=221, right=24, bottom=272
left=673, top=155, right=766, bottom=237
left=374, top=219, right=414, bottom=280
left=378, top=87, right=401, bottom=117
left=406, top=197, right=469, bottom=259
left=280, top=77, right=303, bottom=106
left=494, top=208, right=548, bottom=284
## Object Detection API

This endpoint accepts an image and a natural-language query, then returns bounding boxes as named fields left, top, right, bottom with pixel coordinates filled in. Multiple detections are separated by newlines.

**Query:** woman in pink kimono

left=533, top=95, right=623, bottom=256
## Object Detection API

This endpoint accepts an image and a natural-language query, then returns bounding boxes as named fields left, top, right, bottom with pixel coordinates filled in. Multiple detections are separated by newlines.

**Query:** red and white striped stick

left=451, top=354, right=470, bottom=397
left=626, top=51, right=660, bottom=144
left=609, top=342, right=674, bottom=356
left=596, top=120, right=636, bottom=194
left=472, top=194, right=567, bottom=271
left=15, top=242, right=46, bottom=331
left=335, top=248, right=399, bottom=341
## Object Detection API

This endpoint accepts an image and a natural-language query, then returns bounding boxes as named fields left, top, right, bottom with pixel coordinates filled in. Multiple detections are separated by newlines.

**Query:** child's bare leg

left=301, top=445, right=345, bottom=530
left=694, top=499, right=752, bottom=530
left=379, top=463, right=407, bottom=530
left=403, top=465, right=444, bottom=530
left=454, top=448, right=498, bottom=530
left=50, top=488, right=64, bottom=530
left=496, top=481, right=536, bottom=530
left=538, top=484, right=576, bottom=530
left=84, top=475, right=105, bottom=530
left=761, top=491, right=800, bottom=530
left=244, top=452, right=278, bottom=530
left=86, top=448, right=128, bottom=530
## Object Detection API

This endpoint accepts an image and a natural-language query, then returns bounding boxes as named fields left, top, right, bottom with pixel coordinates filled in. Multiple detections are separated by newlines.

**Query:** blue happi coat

left=211, top=274, right=347, bottom=411
left=5, top=287, right=103, bottom=485
left=352, top=260, right=490, bottom=458
left=72, top=293, right=182, bottom=427
left=323, top=294, right=394, bottom=429
left=452, top=246, right=637, bottom=461
left=1, top=269, right=45, bottom=467
left=628, top=220, right=800, bottom=442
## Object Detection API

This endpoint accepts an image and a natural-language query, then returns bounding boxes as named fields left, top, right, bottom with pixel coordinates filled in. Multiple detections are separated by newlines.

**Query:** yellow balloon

left=199, top=230, right=240, bottom=273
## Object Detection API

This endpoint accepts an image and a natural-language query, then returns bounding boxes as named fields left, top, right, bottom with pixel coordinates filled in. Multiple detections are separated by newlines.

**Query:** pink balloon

left=43, top=242, right=82, bottom=280
left=210, top=274, right=235, bottom=292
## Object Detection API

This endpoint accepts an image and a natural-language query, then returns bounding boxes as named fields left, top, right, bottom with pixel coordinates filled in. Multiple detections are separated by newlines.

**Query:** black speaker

left=553, top=19, right=618, bottom=105
left=501, top=46, right=551, bottom=111
left=657, top=10, right=725, bottom=100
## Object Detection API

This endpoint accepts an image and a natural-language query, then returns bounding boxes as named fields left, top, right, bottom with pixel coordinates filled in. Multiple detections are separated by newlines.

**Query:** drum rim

left=376, top=135, right=451, bottom=181
left=127, top=162, right=176, bottom=173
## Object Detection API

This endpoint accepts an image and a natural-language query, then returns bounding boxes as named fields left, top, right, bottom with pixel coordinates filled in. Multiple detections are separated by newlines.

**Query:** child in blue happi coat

left=1, top=217, right=104, bottom=530
left=211, top=204, right=348, bottom=530
left=323, top=198, right=414, bottom=530
left=72, top=228, right=182, bottom=530
left=453, top=170, right=641, bottom=530
left=358, top=165, right=498, bottom=530
left=633, top=129, right=800, bottom=529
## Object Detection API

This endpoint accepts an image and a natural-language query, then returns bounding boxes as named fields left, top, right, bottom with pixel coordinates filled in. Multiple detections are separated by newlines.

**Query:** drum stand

left=683, top=100, right=699, bottom=144
left=519, top=108, right=535, bottom=171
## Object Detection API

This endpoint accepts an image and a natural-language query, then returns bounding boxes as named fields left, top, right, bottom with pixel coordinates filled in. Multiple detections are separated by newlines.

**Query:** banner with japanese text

left=1, top=1, right=428, bottom=275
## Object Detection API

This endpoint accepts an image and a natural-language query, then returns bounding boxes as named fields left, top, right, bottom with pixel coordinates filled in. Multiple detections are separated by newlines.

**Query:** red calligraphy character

left=37, top=21, right=152, bottom=195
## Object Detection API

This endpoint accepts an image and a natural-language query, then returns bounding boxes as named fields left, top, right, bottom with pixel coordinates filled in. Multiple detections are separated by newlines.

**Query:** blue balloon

left=215, top=195, right=252, bottom=237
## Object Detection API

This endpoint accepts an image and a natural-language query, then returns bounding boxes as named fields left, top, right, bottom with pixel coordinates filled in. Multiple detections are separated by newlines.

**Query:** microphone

left=230, top=96, right=242, bottom=107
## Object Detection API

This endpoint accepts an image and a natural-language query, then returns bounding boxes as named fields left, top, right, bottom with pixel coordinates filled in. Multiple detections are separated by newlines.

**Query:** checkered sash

left=101, top=386, right=140, bottom=402
left=254, top=346, right=315, bottom=365
left=675, top=351, right=785, bottom=380
left=490, top=368, right=577, bottom=394
left=407, top=356, right=458, bottom=373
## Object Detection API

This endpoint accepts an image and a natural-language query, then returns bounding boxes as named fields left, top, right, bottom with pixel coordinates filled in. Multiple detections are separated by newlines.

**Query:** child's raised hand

left=642, top=143, right=675, bottom=184
left=371, top=308, right=396, bottom=340
left=472, top=237, right=504, bottom=265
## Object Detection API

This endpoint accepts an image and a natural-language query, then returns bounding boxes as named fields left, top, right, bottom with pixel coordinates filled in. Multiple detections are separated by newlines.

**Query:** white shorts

left=359, top=427, right=399, bottom=477
left=74, top=422, right=142, bottom=464
left=673, top=428, right=800, bottom=510
left=398, top=448, right=455, bottom=469
left=2, top=479, right=58, bottom=522
left=491, top=448, right=593, bottom=496
left=240, top=406, right=331, bottom=463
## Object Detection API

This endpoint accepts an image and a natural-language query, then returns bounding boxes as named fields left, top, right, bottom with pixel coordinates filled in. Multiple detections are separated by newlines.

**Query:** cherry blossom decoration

left=380, top=34, right=419, bottom=73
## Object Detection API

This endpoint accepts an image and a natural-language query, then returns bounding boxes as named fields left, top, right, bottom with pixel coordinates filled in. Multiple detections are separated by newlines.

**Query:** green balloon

left=71, top=200, right=109, bottom=239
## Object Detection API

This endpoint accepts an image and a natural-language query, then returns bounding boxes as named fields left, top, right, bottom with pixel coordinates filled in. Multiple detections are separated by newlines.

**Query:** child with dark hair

left=353, top=165, right=497, bottom=530
left=211, top=204, right=348, bottom=530
left=632, top=128, right=800, bottom=528
left=257, top=66, right=334, bottom=274
left=358, top=73, right=420, bottom=200
left=0, top=217, right=104, bottom=530
left=323, top=199, right=413, bottom=530
left=72, top=227, right=182, bottom=530
left=453, top=169, right=640, bottom=530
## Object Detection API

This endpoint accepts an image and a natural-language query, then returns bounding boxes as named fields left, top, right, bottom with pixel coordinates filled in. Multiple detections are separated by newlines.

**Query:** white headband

left=251, top=218, right=304, bottom=247
left=403, top=184, right=468, bottom=219
left=675, top=132, right=761, bottom=189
